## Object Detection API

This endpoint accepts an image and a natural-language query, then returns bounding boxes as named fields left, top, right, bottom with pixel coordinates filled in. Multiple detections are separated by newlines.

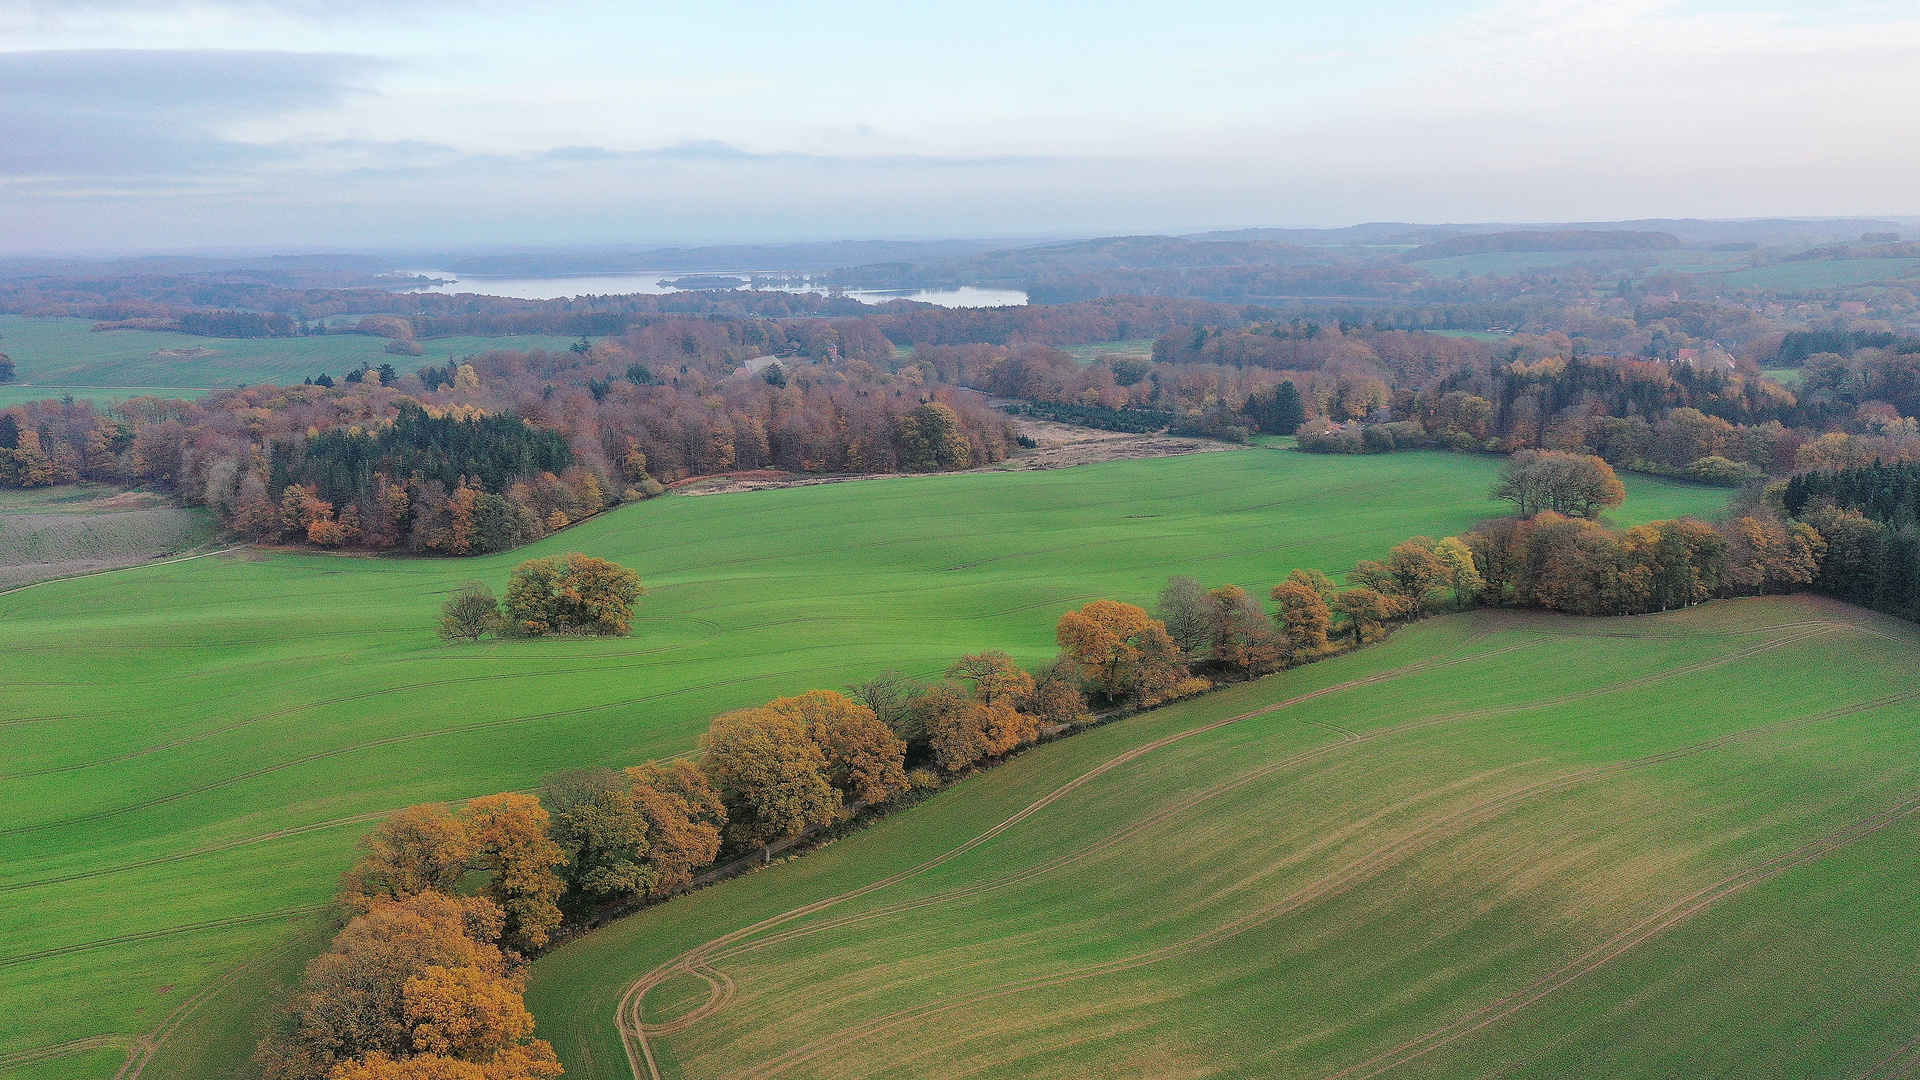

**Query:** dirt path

left=612, top=616, right=1889, bottom=1080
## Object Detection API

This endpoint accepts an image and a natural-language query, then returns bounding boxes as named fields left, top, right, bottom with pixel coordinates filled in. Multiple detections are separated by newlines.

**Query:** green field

left=1710, top=258, right=1920, bottom=292
left=0, top=450, right=1726, bottom=1079
left=0, top=316, right=580, bottom=408
left=529, top=595, right=1920, bottom=1080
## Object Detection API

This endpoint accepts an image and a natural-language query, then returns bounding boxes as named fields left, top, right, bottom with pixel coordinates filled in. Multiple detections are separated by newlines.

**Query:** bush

left=1685, top=455, right=1764, bottom=486
left=505, top=553, right=643, bottom=636
left=438, top=582, right=501, bottom=642
left=385, top=339, right=426, bottom=356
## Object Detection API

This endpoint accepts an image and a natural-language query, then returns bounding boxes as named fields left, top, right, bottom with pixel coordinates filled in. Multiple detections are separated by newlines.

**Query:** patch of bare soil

left=152, top=347, right=217, bottom=359
left=1001, top=413, right=1244, bottom=471
left=668, top=416, right=1245, bottom=497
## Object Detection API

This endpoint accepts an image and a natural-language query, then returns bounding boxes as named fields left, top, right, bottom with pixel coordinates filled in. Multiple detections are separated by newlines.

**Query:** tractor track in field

left=0, top=666, right=821, bottom=837
left=715, top=680, right=1919, bottom=1080
left=1325, top=784, right=1920, bottom=1079
left=0, top=808, right=397, bottom=893
left=1861, top=1031, right=1920, bottom=1080
left=0, top=926, right=309, bottom=1078
left=0, top=904, right=329, bottom=968
left=613, top=633, right=1533, bottom=1078
left=0, top=665, right=622, bottom=780
left=611, top=617, right=1888, bottom=1080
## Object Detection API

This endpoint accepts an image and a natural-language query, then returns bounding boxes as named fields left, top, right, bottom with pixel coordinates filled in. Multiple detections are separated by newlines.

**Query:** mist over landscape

left=5, top=6, right=1920, bottom=1080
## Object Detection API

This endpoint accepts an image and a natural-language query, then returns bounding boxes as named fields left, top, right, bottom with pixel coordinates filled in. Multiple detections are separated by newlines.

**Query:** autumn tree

left=341, top=805, right=473, bottom=904
left=1333, top=586, right=1405, bottom=643
left=1269, top=578, right=1332, bottom=653
left=699, top=708, right=841, bottom=849
left=260, top=892, right=509, bottom=1080
left=624, top=760, right=726, bottom=896
left=896, top=401, right=972, bottom=472
left=1055, top=600, right=1191, bottom=706
left=1724, top=516, right=1826, bottom=595
left=504, top=553, right=643, bottom=636
left=1207, top=585, right=1284, bottom=678
left=1432, top=536, right=1485, bottom=606
left=439, top=583, right=502, bottom=642
left=1022, top=659, right=1092, bottom=727
left=460, top=794, right=568, bottom=952
left=764, top=689, right=909, bottom=805
left=541, top=768, right=655, bottom=909
left=1491, top=450, right=1626, bottom=518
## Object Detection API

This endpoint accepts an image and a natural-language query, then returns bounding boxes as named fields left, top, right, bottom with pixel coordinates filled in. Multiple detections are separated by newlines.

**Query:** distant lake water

left=403, top=272, right=1026, bottom=309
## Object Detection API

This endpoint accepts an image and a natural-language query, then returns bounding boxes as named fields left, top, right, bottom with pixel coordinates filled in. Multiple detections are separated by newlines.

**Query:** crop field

left=1707, top=258, right=1920, bottom=292
left=0, top=485, right=221, bottom=589
left=1401, top=249, right=1707, bottom=278
left=0, top=450, right=1725, bottom=1080
left=528, top=596, right=1920, bottom=1080
left=0, top=316, right=581, bottom=407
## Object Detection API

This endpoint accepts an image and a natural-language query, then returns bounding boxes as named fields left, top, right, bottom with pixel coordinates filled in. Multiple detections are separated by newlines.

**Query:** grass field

left=527, top=595, right=1920, bottom=1080
left=0, top=316, right=581, bottom=408
left=0, top=450, right=1726, bottom=1080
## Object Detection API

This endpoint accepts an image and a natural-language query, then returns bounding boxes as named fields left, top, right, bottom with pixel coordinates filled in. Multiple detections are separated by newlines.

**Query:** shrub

left=504, top=553, right=643, bottom=636
left=438, top=583, right=501, bottom=642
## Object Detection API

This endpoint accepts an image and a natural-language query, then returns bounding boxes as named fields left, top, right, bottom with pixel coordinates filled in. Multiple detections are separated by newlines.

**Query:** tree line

left=0, top=332, right=1015, bottom=554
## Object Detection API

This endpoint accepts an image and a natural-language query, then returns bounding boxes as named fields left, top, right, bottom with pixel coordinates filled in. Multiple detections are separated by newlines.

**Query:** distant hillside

left=1402, top=230, right=1681, bottom=261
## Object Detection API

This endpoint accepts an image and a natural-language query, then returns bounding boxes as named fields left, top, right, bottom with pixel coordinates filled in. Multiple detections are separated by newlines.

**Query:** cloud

left=0, top=48, right=377, bottom=176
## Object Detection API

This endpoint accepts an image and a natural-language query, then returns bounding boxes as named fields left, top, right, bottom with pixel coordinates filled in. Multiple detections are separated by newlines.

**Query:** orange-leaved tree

left=459, top=794, right=569, bottom=952
left=624, top=760, right=727, bottom=896
left=699, top=708, right=842, bottom=849
left=1270, top=576, right=1333, bottom=654
left=764, top=689, right=909, bottom=806
left=261, top=892, right=512, bottom=1080
left=1055, top=599, right=1191, bottom=706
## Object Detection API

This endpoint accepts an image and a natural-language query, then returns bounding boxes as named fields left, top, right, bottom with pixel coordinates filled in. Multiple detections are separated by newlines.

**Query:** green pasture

left=0, top=316, right=580, bottom=408
left=1762, top=367, right=1805, bottom=388
left=528, top=596, right=1920, bottom=1080
left=1401, top=248, right=1706, bottom=278
left=1711, top=257, right=1920, bottom=292
left=0, top=449, right=1726, bottom=1079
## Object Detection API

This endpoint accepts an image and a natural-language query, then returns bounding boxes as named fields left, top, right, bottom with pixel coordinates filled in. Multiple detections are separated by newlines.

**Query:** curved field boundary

left=609, top=617, right=1881, bottom=1080
left=611, top=634, right=1536, bottom=1079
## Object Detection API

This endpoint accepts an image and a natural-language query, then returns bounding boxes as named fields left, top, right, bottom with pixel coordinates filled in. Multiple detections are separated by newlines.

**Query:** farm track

left=613, top=617, right=1882, bottom=1080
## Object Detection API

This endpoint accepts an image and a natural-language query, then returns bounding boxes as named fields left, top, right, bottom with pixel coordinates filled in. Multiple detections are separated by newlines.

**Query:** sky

left=3, top=0, right=1918, bottom=254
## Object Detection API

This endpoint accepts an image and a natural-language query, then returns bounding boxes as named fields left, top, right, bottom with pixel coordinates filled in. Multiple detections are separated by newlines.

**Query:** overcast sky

left=3, top=0, right=1918, bottom=254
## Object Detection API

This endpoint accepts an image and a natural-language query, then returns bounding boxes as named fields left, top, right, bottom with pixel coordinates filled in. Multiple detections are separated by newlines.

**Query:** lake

left=403, top=272, right=1026, bottom=308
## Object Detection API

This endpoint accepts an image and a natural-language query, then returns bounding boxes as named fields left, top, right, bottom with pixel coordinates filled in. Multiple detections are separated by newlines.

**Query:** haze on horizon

left=3, top=0, right=1918, bottom=255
